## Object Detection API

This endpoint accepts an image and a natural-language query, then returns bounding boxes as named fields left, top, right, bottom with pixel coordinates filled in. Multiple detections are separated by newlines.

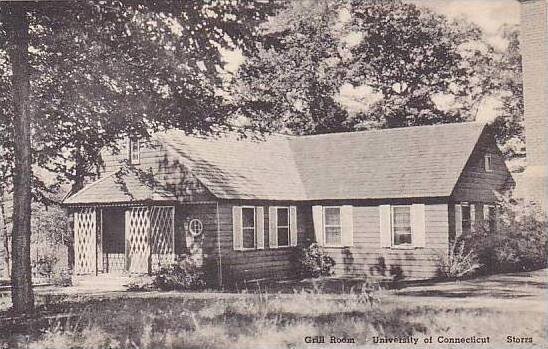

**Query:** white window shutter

left=379, top=205, right=391, bottom=248
left=411, top=204, right=426, bottom=248
left=312, top=205, right=324, bottom=246
left=470, top=204, right=476, bottom=232
left=341, top=205, right=354, bottom=247
left=256, top=206, right=264, bottom=249
left=232, top=206, right=243, bottom=251
left=290, top=206, right=298, bottom=246
left=455, top=204, right=463, bottom=237
left=269, top=206, right=278, bottom=248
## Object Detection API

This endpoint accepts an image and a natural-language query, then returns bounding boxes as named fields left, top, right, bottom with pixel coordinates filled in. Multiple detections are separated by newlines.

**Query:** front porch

left=73, top=205, right=176, bottom=276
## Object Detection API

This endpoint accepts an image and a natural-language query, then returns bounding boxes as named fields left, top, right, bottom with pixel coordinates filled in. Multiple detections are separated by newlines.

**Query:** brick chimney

left=519, top=0, right=547, bottom=210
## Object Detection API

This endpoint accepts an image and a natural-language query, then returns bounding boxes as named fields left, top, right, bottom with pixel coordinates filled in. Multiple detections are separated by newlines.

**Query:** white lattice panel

left=127, top=207, right=150, bottom=273
left=74, top=208, right=97, bottom=275
left=150, top=206, right=175, bottom=271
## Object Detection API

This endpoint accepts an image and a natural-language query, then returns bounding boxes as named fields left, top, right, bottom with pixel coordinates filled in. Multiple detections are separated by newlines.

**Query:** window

left=484, top=204, right=496, bottom=232
left=484, top=154, right=493, bottom=172
left=276, top=207, right=290, bottom=247
left=242, top=207, right=256, bottom=249
left=129, top=139, right=140, bottom=164
left=392, top=206, right=412, bottom=246
left=461, top=203, right=471, bottom=234
left=324, top=207, right=342, bottom=246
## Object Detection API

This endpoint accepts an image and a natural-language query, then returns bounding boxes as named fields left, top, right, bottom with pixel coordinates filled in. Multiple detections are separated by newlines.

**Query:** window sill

left=269, top=245, right=292, bottom=249
left=323, top=245, right=352, bottom=248
left=388, top=245, right=420, bottom=250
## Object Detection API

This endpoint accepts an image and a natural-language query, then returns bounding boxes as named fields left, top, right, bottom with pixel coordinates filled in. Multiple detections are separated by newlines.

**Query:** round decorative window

left=188, top=218, right=203, bottom=237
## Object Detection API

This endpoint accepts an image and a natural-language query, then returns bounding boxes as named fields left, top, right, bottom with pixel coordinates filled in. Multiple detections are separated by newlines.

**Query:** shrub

left=294, top=243, right=336, bottom=278
left=32, top=255, right=59, bottom=278
left=462, top=194, right=547, bottom=274
left=152, top=255, right=206, bottom=291
left=437, top=238, right=481, bottom=279
left=126, top=275, right=155, bottom=291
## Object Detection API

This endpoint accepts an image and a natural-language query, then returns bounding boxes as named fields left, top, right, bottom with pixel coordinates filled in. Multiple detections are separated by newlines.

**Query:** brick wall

left=520, top=0, right=547, bottom=208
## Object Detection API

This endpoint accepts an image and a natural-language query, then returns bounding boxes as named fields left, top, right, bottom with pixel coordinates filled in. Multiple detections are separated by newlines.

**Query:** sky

left=411, top=0, right=520, bottom=51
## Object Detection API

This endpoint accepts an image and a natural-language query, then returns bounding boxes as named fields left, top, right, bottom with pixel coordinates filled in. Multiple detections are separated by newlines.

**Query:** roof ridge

left=293, top=121, right=486, bottom=139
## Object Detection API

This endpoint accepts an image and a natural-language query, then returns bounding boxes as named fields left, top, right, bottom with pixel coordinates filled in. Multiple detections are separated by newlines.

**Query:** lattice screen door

left=126, top=207, right=150, bottom=273
left=126, top=206, right=175, bottom=274
left=150, top=206, right=175, bottom=271
left=74, top=207, right=97, bottom=274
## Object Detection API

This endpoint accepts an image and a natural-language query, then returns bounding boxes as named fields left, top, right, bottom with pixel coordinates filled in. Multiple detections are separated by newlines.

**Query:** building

left=519, top=0, right=547, bottom=209
left=63, top=122, right=513, bottom=285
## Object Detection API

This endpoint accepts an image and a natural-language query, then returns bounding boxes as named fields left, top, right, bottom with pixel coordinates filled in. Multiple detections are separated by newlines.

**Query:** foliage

left=436, top=238, right=481, bottom=279
left=462, top=195, right=547, bottom=274
left=232, top=0, right=493, bottom=134
left=1, top=1, right=278, bottom=192
left=31, top=255, right=58, bottom=278
left=152, top=255, right=206, bottom=291
left=294, top=243, right=336, bottom=278
left=126, top=275, right=155, bottom=292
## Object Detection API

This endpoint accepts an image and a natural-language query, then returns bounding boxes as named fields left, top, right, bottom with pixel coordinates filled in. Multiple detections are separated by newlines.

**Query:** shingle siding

left=451, top=131, right=514, bottom=203
left=301, top=202, right=448, bottom=280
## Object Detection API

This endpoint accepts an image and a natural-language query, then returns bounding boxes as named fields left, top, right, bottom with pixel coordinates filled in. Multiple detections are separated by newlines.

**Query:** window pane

left=325, top=207, right=340, bottom=226
left=242, top=208, right=255, bottom=229
left=325, top=226, right=341, bottom=245
left=277, top=227, right=289, bottom=246
left=394, top=233, right=412, bottom=245
left=277, top=208, right=289, bottom=227
left=243, top=228, right=255, bottom=249
left=393, top=206, right=412, bottom=245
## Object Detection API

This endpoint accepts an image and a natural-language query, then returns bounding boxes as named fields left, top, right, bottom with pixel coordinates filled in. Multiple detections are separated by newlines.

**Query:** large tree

left=0, top=0, right=275, bottom=312
left=231, top=0, right=514, bottom=134
left=3, top=2, right=34, bottom=312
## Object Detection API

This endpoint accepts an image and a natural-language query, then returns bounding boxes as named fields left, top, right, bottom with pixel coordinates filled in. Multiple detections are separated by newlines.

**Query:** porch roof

left=63, top=170, right=176, bottom=205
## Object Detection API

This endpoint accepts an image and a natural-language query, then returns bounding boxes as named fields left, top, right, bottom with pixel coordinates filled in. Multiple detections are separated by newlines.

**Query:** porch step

left=72, top=274, right=132, bottom=292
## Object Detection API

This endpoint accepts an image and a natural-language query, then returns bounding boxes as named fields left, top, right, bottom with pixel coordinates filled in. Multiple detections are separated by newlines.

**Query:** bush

left=437, top=238, right=481, bottom=279
left=462, top=195, right=547, bottom=274
left=32, top=255, right=59, bottom=278
left=294, top=243, right=336, bottom=278
left=152, top=255, right=206, bottom=291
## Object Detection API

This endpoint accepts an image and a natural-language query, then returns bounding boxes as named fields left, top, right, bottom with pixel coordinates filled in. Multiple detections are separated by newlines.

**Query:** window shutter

left=455, top=204, right=463, bottom=237
left=268, top=206, right=278, bottom=248
left=290, top=206, right=298, bottom=246
left=312, top=205, right=324, bottom=246
left=341, top=205, right=354, bottom=247
left=411, top=204, right=426, bottom=248
left=232, top=206, right=243, bottom=251
left=379, top=205, right=391, bottom=248
left=256, top=206, right=264, bottom=249
left=470, top=204, right=476, bottom=232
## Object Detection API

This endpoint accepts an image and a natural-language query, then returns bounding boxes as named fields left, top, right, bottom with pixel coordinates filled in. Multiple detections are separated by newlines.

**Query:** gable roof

left=65, top=122, right=494, bottom=204
left=290, top=122, right=487, bottom=200
left=156, top=131, right=308, bottom=201
left=63, top=171, right=176, bottom=205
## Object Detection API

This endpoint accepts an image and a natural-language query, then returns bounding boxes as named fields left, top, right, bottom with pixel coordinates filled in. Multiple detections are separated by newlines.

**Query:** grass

left=0, top=284, right=544, bottom=349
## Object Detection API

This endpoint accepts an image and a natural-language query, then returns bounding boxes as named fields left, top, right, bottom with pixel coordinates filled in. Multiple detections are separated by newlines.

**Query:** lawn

left=0, top=271, right=545, bottom=348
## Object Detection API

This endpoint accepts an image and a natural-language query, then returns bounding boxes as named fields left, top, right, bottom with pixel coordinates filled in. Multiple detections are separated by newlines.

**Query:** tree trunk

left=0, top=187, right=10, bottom=279
left=5, top=3, right=34, bottom=313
